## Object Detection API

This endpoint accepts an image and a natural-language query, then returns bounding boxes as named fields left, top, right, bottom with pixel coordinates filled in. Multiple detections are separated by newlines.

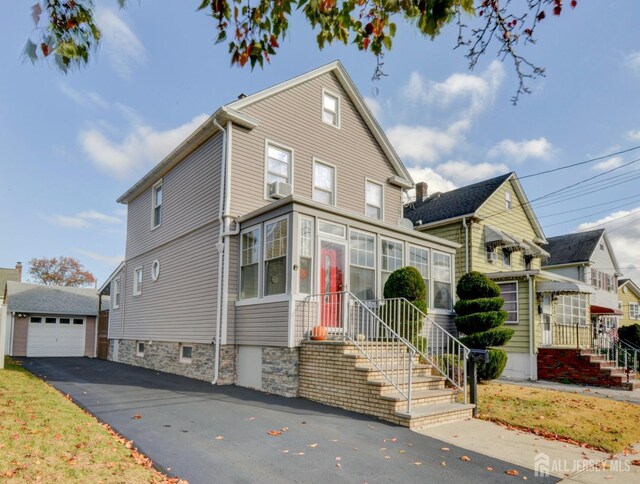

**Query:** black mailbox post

left=468, top=349, right=490, bottom=417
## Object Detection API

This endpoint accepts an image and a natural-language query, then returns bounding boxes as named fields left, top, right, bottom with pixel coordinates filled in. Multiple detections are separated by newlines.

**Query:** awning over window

left=590, top=305, right=623, bottom=316
left=484, top=226, right=543, bottom=254
left=536, top=281, right=595, bottom=294
left=521, top=239, right=550, bottom=258
left=485, top=226, right=517, bottom=246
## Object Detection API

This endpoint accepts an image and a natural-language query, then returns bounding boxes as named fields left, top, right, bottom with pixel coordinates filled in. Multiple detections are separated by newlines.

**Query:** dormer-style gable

left=543, top=229, right=621, bottom=274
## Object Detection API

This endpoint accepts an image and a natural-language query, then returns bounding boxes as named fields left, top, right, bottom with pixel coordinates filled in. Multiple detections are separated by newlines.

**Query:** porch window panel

left=381, top=239, right=403, bottom=291
left=240, top=227, right=260, bottom=299
left=264, top=218, right=288, bottom=296
left=433, top=251, right=452, bottom=310
left=350, top=231, right=376, bottom=300
left=409, top=246, right=429, bottom=305
left=299, top=217, right=314, bottom=294
left=351, top=266, right=375, bottom=301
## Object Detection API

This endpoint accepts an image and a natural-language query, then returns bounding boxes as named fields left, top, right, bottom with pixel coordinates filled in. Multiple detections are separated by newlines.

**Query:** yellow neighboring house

left=618, top=279, right=640, bottom=327
left=404, top=172, right=595, bottom=380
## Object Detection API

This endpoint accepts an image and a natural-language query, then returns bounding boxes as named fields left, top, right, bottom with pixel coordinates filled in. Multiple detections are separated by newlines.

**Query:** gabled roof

left=98, top=261, right=125, bottom=295
left=0, top=267, right=20, bottom=297
left=118, top=61, right=413, bottom=204
left=404, top=172, right=547, bottom=242
left=542, top=228, right=616, bottom=269
left=5, top=281, right=99, bottom=316
left=619, top=278, right=640, bottom=298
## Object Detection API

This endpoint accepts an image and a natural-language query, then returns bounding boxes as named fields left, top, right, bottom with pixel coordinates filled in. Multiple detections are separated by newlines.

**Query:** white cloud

left=49, top=210, right=123, bottom=228
left=438, top=161, right=509, bottom=185
left=594, top=156, right=624, bottom=171
left=387, top=125, right=457, bottom=164
left=578, top=207, right=640, bottom=282
left=57, top=81, right=109, bottom=110
left=95, top=8, right=146, bottom=79
left=407, top=167, right=457, bottom=194
left=364, top=96, right=383, bottom=120
left=626, top=129, right=640, bottom=141
left=625, top=51, right=640, bottom=77
left=487, top=137, right=555, bottom=163
left=80, top=113, right=209, bottom=179
left=77, top=250, right=124, bottom=270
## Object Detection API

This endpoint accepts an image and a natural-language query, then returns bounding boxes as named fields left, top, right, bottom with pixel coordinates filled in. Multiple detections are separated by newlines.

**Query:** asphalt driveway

left=19, top=357, right=556, bottom=483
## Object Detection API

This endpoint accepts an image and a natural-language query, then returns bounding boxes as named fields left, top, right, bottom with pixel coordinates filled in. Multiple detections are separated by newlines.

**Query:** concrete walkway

left=497, top=378, right=640, bottom=405
left=419, top=419, right=640, bottom=482
left=19, top=357, right=554, bottom=484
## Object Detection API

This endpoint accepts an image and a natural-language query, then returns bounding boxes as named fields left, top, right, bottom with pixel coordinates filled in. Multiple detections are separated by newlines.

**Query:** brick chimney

left=415, top=182, right=428, bottom=202
left=15, top=262, right=22, bottom=281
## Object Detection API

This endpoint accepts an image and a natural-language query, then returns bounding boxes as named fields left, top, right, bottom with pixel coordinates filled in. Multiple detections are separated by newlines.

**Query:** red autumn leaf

left=267, top=430, right=282, bottom=436
left=41, top=43, right=49, bottom=57
left=132, top=414, right=142, bottom=420
left=506, top=469, right=520, bottom=476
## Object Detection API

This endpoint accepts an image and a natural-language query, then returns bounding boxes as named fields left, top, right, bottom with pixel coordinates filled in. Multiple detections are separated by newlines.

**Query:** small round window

left=151, top=260, right=160, bottom=281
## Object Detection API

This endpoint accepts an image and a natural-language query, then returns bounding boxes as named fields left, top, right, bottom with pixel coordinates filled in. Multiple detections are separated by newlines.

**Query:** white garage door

left=27, top=316, right=86, bottom=357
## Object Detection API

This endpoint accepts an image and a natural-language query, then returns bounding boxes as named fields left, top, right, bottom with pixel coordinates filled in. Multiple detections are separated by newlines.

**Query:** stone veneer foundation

left=261, top=347, right=300, bottom=397
left=109, top=339, right=237, bottom=384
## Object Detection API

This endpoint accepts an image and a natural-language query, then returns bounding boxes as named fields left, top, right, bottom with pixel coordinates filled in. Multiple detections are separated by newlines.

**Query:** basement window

left=137, top=342, right=145, bottom=357
left=180, top=344, right=193, bottom=363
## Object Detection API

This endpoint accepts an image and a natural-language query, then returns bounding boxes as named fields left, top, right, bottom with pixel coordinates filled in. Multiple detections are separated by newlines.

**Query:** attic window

left=505, top=192, right=512, bottom=210
left=322, top=90, right=340, bottom=128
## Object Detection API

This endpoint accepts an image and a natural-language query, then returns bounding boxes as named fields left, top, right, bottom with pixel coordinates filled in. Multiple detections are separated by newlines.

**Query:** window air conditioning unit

left=268, top=181, right=292, bottom=199
left=487, top=251, right=498, bottom=263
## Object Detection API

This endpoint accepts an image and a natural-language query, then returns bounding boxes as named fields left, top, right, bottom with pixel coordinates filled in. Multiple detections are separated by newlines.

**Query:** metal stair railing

left=362, top=298, right=470, bottom=403
left=593, top=330, right=639, bottom=377
left=303, top=291, right=417, bottom=413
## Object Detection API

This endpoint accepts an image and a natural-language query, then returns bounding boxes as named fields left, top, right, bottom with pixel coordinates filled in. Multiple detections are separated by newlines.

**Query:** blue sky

left=2, top=1, right=639, bottom=285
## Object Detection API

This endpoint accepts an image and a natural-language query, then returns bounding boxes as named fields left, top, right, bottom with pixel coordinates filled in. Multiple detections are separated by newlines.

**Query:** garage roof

left=6, top=281, right=99, bottom=316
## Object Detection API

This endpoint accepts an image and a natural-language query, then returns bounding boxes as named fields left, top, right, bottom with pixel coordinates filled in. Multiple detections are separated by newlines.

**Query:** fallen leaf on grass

left=336, top=463, right=341, bottom=468
left=506, top=469, right=520, bottom=476
left=267, top=430, right=282, bottom=436
left=486, top=466, right=494, bottom=471
left=307, top=443, right=318, bottom=448
left=132, top=414, right=142, bottom=420
left=293, top=452, right=305, bottom=456
left=281, top=427, right=289, bottom=432
left=384, top=437, right=398, bottom=442
left=335, top=456, right=341, bottom=461
left=631, top=460, right=640, bottom=466
left=460, top=456, right=471, bottom=462
left=281, top=449, right=289, bottom=454
left=399, top=450, right=406, bottom=454
left=440, top=461, right=447, bottom=467
left=215, top=436, right=224, bottom=441
left=412, top=462, right=422, bottom=466
left=384, top=456, right=391, bottom=460
left=441, top=447, right=450, bottom=451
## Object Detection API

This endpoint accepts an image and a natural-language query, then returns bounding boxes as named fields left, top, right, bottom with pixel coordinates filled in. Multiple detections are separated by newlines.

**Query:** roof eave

left=414, top=213, right=478, bottom=231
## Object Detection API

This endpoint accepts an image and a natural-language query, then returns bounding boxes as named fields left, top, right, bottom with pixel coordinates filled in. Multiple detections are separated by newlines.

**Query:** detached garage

left=4, top=281, right=99, bottom=358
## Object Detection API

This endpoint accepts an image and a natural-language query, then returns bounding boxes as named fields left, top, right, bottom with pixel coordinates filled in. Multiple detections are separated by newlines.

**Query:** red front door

left=319, top=240, right=345, bottom=328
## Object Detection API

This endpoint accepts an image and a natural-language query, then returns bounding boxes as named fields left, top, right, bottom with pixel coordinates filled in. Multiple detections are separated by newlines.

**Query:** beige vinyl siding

left=125, top=133, right=223, bottom=259
left=226, top=234, right=239, bottom=344
left=84, top=316, right=96, bottom=357
left=12, top=315, right=28, bottom=356
left=231, top=72, right=403, bottom=223
left=121, top=223, right=219, bottom=343
left=618, top=286, right=640, bottom=327
left=235, top=301, right=290, bottom=346
left=501, top=279, right=531, bottom=353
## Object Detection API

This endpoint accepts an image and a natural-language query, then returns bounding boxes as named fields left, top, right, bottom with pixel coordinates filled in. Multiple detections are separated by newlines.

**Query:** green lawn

left=0, top=358, right=178, bottom=482
left=478, top=382, right=640, bottom=454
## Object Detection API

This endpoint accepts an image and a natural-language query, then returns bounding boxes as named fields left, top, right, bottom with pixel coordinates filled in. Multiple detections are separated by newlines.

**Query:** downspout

left=462, top=218, right=469, bottom=273
left=527, top=272, right=535, bottom=380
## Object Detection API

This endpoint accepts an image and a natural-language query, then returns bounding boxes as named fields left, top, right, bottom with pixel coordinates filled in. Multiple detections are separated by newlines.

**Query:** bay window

left=432, top=252, right=452, bottom=310
left=240, top=227, right=260, bottom=299
left=381, top=239, right=403, bottom=292
left=409, top=246, right=429, bottom=304
left=264, top=218, right=288, bottom=296
left=299, top=218, right=314, bottom=294
left=350, top=231, right=376, bottom=300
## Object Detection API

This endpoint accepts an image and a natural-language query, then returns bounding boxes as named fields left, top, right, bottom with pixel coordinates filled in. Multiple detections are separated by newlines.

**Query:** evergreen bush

left=381, top=266, right=427, bottom=345
left=618, top=323, right=640, bottom=347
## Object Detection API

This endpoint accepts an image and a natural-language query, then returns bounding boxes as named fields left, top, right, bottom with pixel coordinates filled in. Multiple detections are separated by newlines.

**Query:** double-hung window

left=381, top=239, right=403, bottom=291
left=497, top=282, right=518, bottom=324
left=505, top=191, right=512, bottom=210
left=299, top=218, right=314, bottom=294
left=266, top=143, right=292, bottom=192
left=133, top=268, right=143, bottom=296
left=313, top=161, right=335, bottom=206
left=112, top=278, right=121, bottom=309
left=264, top=218, right=288, bottom=296
left=350, top=231, right=376, bottom=300
left=152, top=181, right=162, bottom=227
left=365, top=180, right=383, bottom=220
left=630, top=303, right=640, bottom=320
left=322, top=90, right=340, bottom=127
left=433, top=252, right=452, bottom=310
left=409, top=246, right=429, bottom=304
left=240, top=227, right=261, bottom=299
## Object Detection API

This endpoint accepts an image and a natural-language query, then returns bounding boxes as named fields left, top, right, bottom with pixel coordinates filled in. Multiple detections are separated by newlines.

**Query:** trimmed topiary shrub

left=618, top=324, right=640, bottom=347
left=454, top=271, right=513, bottom=382
left=381, top=266, right=427, bottom=345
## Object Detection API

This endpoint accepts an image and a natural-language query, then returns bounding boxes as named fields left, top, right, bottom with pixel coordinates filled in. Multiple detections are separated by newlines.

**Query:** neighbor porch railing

left=302, top=292, right=470, bottom=409
left=543, top=321, right=593, bottom=348
left=593, top=332, right=640, bottom=377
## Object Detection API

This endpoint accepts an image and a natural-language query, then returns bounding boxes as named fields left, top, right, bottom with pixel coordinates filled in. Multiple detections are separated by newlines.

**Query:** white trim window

left=502, top=249, right=511, bottom=268
left=179, top=344, right=193, bottom=363
left=265, top=143, right=292, bottom=195
left=313, top=160, right=336, bottom=206
left=151, top=260, right=160, bottom=281
left=556, top=294, right=588, bottom=326
left=112, top=278, right=121, bottom=309
left=497, top=281, right=518, bottom=324
left=299, top=217, right=314, bottom=294
left=264, top=218, right=288, bottom=296
left=630, top=302, right=639, bottom=320
left=381, top=239, right=403, bottom=293
left=433, top=252, right=453, bottom=310
left=152, top=180, right=163, bottom=228
left=240, top=226, right=261, bottom=299
left=322, top=90, right=340, bottom=128
left=505, top=191, right=512, bottom=210
left=409, top=246, right=429, bottom=304
left=365, top=180, right=383, bottom=220
left=350, top=230, right=376, bottom=300
left=137, top=341, right=145, bottom=357
left=133, top=267, right=143, bottom=296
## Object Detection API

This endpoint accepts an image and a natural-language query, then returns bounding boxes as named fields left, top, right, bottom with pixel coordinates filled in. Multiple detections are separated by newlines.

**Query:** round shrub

left=454, top=297, right=504, bottom=316
left=455, top=310, right=507, bottom=335
left=456, top=271, right=501, bottom=300
left=460, top=327, right=515, bottom=349
left=477, top=349, right=508, bottom=382
left=618, top=324, right=640, bottom=347
left=383, top=266, right=426, bottom=302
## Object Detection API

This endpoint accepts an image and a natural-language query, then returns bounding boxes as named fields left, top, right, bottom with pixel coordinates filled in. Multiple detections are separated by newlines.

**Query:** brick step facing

left=299, top=341, right=473, bottom=429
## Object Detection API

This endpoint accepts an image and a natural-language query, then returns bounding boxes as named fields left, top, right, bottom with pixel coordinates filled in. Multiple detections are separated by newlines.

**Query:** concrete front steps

left=299, top=340, right=474, bottom=429
left=537, top=348, right=640, bottom=391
